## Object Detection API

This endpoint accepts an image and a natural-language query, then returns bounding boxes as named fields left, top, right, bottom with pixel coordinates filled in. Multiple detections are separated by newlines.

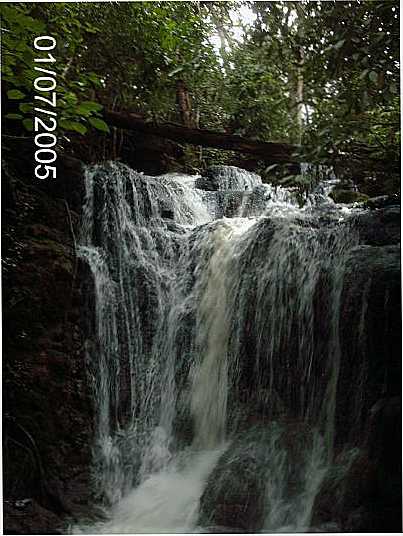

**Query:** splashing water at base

left=76, top=447, right=226, bottom=534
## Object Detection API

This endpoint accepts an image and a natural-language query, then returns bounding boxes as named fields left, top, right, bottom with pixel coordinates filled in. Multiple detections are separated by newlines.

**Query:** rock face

left=312, top=204, right=401, bottom=532
left=311, top=448, right=377, bottom=531
left=3, top=162, right=94, bottom=534
left=353, top=205, right=400, bottom=246
left=336, top=243, right=400, bottom=445
left=198, top=427, right=268, bottom=532
left=312, top=430, right=401, bottom=533
left=199, top=202, right=401, bottom=533
left=335, top=205, right=400, bottom=448
left=199, top=423, right=321, bottom=533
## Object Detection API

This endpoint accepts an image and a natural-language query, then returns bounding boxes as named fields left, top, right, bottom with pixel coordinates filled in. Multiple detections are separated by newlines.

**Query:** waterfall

left=74, top=162, right=359, bottom=533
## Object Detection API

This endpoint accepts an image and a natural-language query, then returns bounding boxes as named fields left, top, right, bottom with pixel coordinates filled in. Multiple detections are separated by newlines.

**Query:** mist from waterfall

left=74, top=162, right=359, bottom=533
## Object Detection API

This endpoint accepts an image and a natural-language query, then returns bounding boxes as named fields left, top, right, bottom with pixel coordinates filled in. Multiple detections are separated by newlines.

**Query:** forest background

left=1, top=1, right=400, bottom=197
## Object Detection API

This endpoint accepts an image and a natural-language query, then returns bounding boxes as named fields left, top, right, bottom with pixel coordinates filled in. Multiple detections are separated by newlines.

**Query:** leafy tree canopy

left=1, top=1, right=400, bottom=193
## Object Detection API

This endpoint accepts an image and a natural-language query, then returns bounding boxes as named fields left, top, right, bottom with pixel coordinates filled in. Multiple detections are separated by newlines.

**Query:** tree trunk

left=176, top=79, right=194, bottom=128
left=294, top=3, right=305, bottom=142
left=296, top=46, right=304, bottom=136
left=103, top=110, right=300, bottom=164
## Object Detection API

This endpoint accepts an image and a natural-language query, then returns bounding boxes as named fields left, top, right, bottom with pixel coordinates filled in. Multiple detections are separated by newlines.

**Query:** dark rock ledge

left=3, top=159, right=94, bottom=534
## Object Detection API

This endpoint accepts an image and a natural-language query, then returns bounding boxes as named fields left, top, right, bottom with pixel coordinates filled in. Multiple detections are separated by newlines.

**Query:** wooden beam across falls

left=103, top=110, right=300, bottom=165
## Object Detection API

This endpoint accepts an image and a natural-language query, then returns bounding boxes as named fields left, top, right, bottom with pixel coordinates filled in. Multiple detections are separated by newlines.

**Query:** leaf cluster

left=1, top=3, right=109, bottom=136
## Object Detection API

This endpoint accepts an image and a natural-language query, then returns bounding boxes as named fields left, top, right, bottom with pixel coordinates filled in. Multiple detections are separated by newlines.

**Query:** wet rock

left=198, top=428, right=268, bottom=532
left=159, top=199, right=175, bottom=219
left=199, top=525, right=246, bottom=533
left=165, top=220, right=187, bottom=235
left=199, top=423, right=317, bottom=532
left=311, top=448, right=377, bottom=531
left=4, top=499, right=63, bottom=534
left=352, top=206, right=400, bottom=246
left=317, top=233, right=401, bottom=532
left=214, top=191, right=245, bottom=218
left=3, top=164, right=93, bottom=534
left=312, top=437, right=402, bottom=533
left=365, top=396, right=402, bottom=530
left=365, top=193, right=400, bottom=210
left=367, top=397, right=401, bottom=462
left=309, top=521, right=340, bottom=532
left=195, top=173, right=218, bottom=191
left=329, top=188, right=369, bottom=204
left=344, top=507, right=373, bottom=532
left=161, top=207, right=174, bottom=219
left=196, top=165, right=261, bottom=191
left=336, top=244, right=400, bottom=447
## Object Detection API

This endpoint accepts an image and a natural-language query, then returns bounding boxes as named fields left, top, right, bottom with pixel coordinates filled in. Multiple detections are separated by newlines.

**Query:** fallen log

left=103, top=110, right=300, bottom=164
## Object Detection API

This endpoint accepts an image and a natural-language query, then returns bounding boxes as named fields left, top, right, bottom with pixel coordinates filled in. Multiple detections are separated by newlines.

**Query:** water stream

left=74, top=163, right=359, bottom=533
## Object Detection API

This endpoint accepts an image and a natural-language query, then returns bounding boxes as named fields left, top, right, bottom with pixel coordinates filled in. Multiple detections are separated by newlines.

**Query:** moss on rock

left=329, top=189, right=369, bottom=204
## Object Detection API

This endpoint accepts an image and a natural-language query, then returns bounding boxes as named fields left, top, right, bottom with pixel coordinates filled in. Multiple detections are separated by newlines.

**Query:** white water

left=78, top=447, right=226, bottom=534
left=74, top=162, right=359, bottom=533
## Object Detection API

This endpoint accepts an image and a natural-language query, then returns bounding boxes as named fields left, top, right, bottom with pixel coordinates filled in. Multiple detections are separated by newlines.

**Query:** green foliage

left=1, top=3, right=105, bottom=136
left=252, top=1, right=399, bottom=192
left=1, top=2, right=220, bottom=136
left=88, top=117, right=109, bottom=133
left=70, top=1, right=219, bottom=123
left=219, top=40, right=299, bottom=141
left=7, top=90, right=26, bottom=100
left=296, top=0, right=400, bottom=171
left=1, top=0, right=399, bottom=194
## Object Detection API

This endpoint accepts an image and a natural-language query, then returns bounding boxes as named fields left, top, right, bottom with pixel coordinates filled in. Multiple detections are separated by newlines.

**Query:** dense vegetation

left=1, top=1, right=400, bottom=194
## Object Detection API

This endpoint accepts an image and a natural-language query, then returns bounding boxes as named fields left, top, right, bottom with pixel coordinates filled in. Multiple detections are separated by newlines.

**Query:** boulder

left=311, top=448, right=377, bottom=531
left=329, top=188, right=369, bottom=204
left=198, top=423, right=318, bottom=532
left=196, top=165, right=261, bottom=192
left=198, top=427, right=268, bottom=531
left=365, top=194, right=400, bottom=210
left=352, top=206, right=400, bottom=246
left=312, top=433, right=402, bottom=533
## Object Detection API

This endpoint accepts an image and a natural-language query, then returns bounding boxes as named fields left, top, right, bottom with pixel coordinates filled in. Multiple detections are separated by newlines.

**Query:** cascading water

left=74, top=162, right=359, bottom=533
